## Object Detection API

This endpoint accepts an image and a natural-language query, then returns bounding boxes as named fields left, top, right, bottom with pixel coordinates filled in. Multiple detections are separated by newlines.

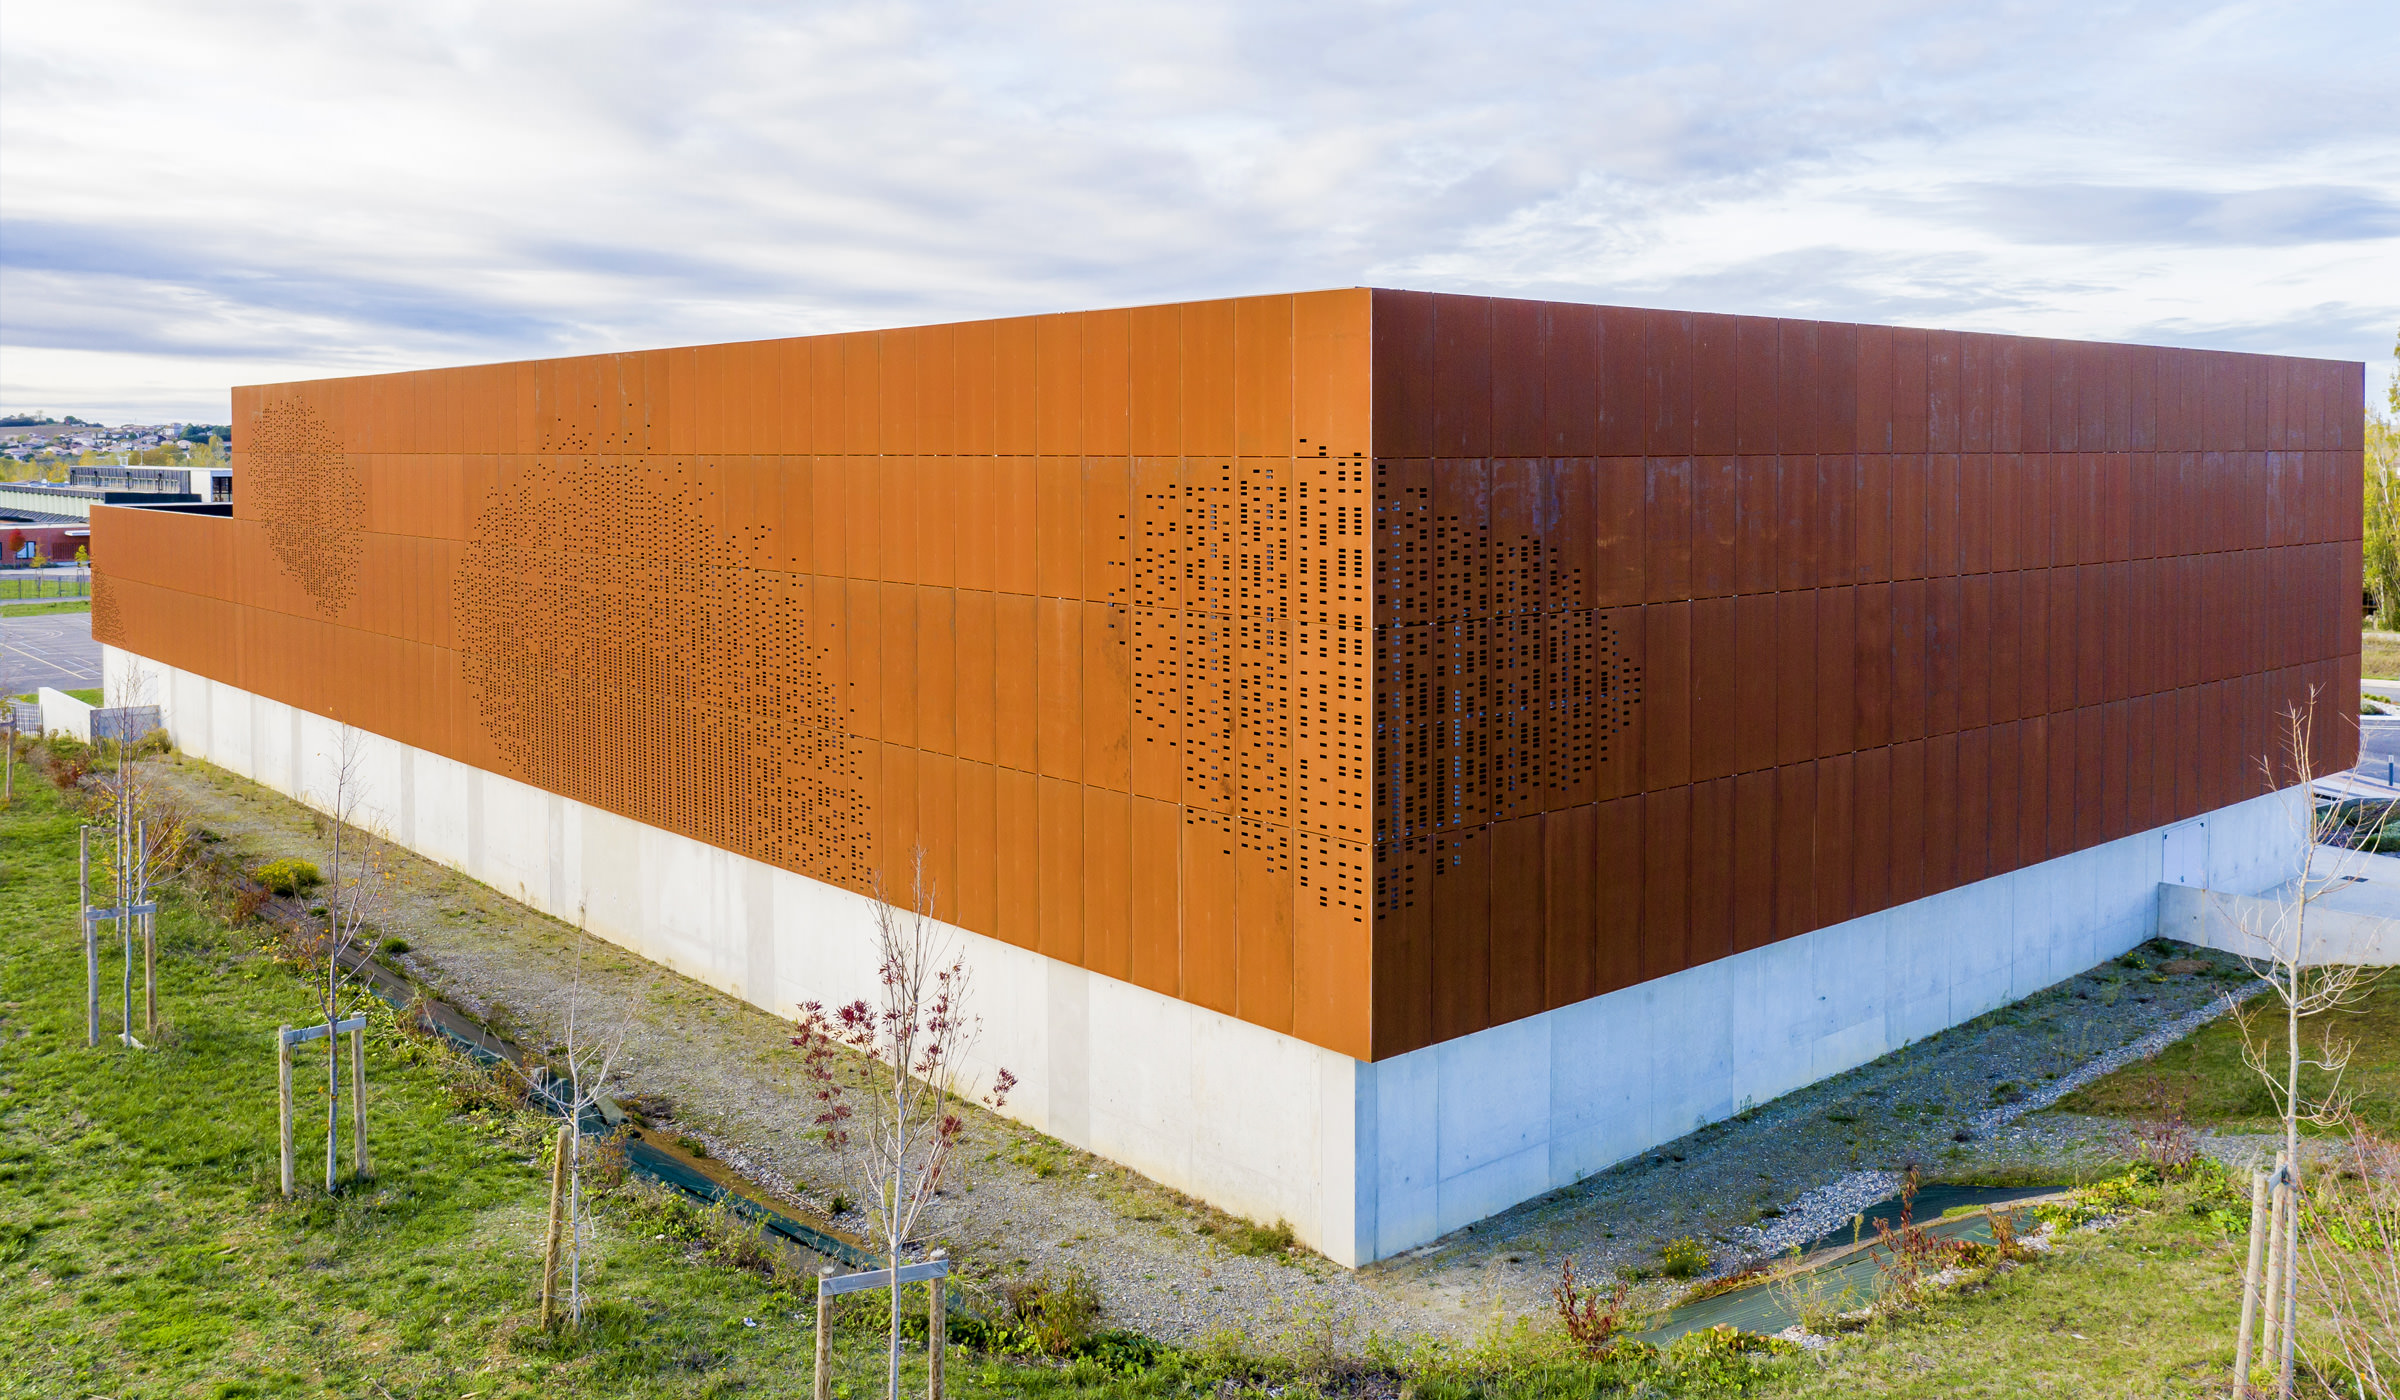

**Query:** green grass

left=2365, top=629, right=2400, bottom=682
left=0, top=761, right=2363, bottom=1398
left=1765, top=1172, right=2279, bottom=1398
left=2054, top=979, right=2400, bottom=1133
left=0, top=576, right=89, bottom=602
left=0, top=775, right=999, bottom=1397
left=0, top=599, right=88, bottom=617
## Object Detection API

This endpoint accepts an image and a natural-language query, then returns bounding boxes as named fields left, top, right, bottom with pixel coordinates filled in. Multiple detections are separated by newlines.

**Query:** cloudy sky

left=3, top=0, right=2395, bottom=425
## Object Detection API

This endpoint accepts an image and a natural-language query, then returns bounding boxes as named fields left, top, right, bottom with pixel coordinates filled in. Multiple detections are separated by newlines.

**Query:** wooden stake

left=541, top=1124, right=570, bottom=1330
left=140, top=819, right=155, bottom=1037
left=349, top=1025, right=370, bottom=1177
left=277, top=1025, right=295, bottom=1197
left=82, top=827, right=97, bottom=1049
left=928, top=1250, right=946, bottom=1400
left=813, top=1267, right=834, bottom=1400
left=2259, top=1153, right=2288, bottom=1370
left=2233, top=1168, right=2269, bottom=1394
left=2277, top=1167, right=2299, bottom=1400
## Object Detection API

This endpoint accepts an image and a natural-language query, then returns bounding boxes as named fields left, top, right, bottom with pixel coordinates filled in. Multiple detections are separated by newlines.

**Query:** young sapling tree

left=793, top=847, right=1015, bottom=1400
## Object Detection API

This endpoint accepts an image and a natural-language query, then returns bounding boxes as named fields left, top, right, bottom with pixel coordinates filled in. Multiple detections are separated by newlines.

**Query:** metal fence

left=91, top=706, right=161, bottom=745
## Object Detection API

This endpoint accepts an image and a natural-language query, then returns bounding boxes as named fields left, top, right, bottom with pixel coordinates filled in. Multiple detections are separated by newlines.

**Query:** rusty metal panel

left=1775, top=589, right=1818, bottom=767
left=1855, top=454, right=1892, bottom=582
left=2045, top=708, right=2077, bottom=860
left=1640, top=786, right=1690, bottom=979
left=1958, top=452, right=1992, bottom=573
left=1779, top=452, right=1820, bottom=591
left=1036, top=456, right=1083, bottom=599
left=1957, top=572, right=1990, bottom=731
left=1643, top=601, right=1691, bottom=789
left=1431, top=826, right=1490, bottom=1041
left=1856, top=323, right=1894, bottom=452
left=1543, top=805, right=1598, bottom=1006
left=1689, top=595, right=1739, bottom=782
left=1645, top=456, right=1693, bottom=602
left=1644, top=310, right=1694, bottom=456
left=1541, top=300, right=1601, bottom=454
left=996, top=456, right=1037, bottom=593
left=1036, top=314, right=1083, bottom=457
left=1431, top=294, right=1493, bottom=458
left=1730, top=769, right=1776, bottom=951
left=1295, top=831, right=1372, bottom=1059
left=1772, top=761, right=1816, bottom=942
left=879, top=581, right=917, bottom=747
left=1235, top=295, right=1295, bottom=458
left=1926, top=574, right=1960, bottom=737
left=1488, top=814, right=1546, bottom=1024
left=1691, top=312, right=1738, bottom=456
left=1686, top=776, right=1734, bottom=963
left=1080, top=786, right=1130, bottom=982
left=1372, top=833, right=1435, bottom=1056
left=1597, top=305, right=1646, bottom=456
left=1889, top=738, right=1926, bottom=905
left=1780, top=320, right=1820, bottom=454
left=1595, top=456, right=1646, bottom=607
left=1372, top=290, right=1435, bottom=459
left=994, top=765, right=1039, bottom=949
left=1128, top=794, right=1181, bottom=995
left=992, top=592, right=1037, bottom=770
left=1813, top=753, right=1855, bottom=926
left=1181, top=808, right=1237, bottom=1013
left=1992, top=568, right=2025, bottom=722
left=1594, top=795, right=1645, bottom=994
left=1083, top=601, right=1131, bottom=792
left=1890, top=578, right=1927, bottom=743
left=1817, top=453, right=1856, bottom=585
left=1235, top=818, right=1293, bottom=1032
left=1843, top=744, right=1881, bottom=922
left=1815, top=585, right=1856, bottom=757
left=1923, top=732, right=1958, bottom=895
left=1492, top=298, right=1543, bottom=457
left=1692, top=455, right=1740, bottom=598
left=1130, top=303, right=1181, bottom=457
left=1735, top=316, right=1777, bottom=453
left=995, top=317, right=1039, bottom=454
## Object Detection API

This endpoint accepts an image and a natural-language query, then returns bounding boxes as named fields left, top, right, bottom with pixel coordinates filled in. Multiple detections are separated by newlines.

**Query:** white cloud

left=2, top=0, right=2394, bottom=423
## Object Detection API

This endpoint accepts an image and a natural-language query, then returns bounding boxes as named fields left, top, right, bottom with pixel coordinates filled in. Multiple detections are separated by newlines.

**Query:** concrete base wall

left=115, top=647, right=2309, bottom=1266
left=1339, top=797, right=2306, bottom=1263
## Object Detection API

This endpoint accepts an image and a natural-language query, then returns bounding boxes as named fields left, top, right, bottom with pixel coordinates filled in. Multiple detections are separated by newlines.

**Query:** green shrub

left=1223, top=1217, right=1296, bottom=1257
left=1658, top=1235, right=1709, bottom=1279
left=254, top=858, right=321, bottom=896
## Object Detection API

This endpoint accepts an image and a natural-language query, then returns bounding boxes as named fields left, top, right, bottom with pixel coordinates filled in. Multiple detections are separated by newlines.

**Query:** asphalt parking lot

left=0, top=607, right=101, bottom=695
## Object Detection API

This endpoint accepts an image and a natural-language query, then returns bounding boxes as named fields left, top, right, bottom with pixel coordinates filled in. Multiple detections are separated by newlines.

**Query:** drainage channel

left=1631, top=1189, right=2067, bottom=1344
left=273, top=896, right=880, bottom=1272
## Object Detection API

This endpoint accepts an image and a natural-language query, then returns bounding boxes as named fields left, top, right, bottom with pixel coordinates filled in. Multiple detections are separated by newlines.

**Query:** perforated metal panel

left=92, top=291, right=2361, bottom=1066
left=1364, top=291, right=2363, bottom=1058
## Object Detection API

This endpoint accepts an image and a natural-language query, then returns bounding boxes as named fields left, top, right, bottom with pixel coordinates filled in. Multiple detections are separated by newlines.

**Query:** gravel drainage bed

left=150, top=753, right=2263, bottom=1342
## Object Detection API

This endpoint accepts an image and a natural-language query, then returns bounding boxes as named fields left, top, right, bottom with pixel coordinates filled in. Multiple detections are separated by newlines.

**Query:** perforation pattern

left=90, top=570, right=126, bottom=648
left=453, top=456, right=868, bottom=889
left=247, top=398, right=363, bottom=617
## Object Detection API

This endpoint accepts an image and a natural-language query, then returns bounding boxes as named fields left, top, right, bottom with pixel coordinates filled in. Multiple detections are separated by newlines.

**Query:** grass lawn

left=0, top=757, right=2364, bottom=1398
left=0, top=576, right=89, bottom=602
left=2054, top=978, right=2400, bottom=1134
left=2364, top=629, right=2400, bottom=681
left=0, top=599, right=89, bottom=617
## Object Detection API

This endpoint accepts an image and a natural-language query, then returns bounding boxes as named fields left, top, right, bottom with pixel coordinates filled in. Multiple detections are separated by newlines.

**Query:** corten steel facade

left=93, top=289, right=2364, bottom=1258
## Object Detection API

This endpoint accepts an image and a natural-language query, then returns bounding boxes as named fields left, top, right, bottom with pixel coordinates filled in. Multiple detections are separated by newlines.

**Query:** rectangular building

left=93, top=289, right=2363, bottom=1263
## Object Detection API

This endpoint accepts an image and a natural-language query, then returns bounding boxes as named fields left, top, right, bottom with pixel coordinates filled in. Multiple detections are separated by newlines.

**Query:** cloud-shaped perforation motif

left=247, top=399, right=363, bottom=617
left=453, top=457, right=867, bottom=890
left=91, top=570, right=127, bottom=648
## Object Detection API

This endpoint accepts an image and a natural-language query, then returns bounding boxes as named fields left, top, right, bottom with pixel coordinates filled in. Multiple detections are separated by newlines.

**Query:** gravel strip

left=146, top=753, right=2274, bottom=1345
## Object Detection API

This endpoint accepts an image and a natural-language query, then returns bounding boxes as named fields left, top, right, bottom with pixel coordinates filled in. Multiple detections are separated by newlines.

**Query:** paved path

left=0, top=607, right=100, bottom=694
